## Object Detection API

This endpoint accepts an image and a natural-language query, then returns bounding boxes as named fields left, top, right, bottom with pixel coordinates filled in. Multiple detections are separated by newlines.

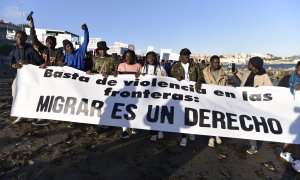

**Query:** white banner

left=11, top=65, right=300, bottom=143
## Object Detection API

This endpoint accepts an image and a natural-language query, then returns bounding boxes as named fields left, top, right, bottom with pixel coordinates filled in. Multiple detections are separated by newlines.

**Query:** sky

left=1, top=0, right=300, bottom=57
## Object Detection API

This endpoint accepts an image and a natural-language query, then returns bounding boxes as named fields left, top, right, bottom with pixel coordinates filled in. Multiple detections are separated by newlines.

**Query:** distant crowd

left=8, top=15, right=300, bottom=172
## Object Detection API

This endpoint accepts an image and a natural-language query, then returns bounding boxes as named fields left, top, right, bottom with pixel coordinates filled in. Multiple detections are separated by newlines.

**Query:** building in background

left=80, top=37, right=101, bottom=52
left=24, top=27, right=80, bottom=48
left=107, top=41, right=135, bottom=56
left=160, top=49, right=180, bottom=61
left=0, top=20, right=21, bottom=45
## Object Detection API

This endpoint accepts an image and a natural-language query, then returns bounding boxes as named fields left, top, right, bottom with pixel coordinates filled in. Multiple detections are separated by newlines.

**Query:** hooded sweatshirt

left=64, top=30, right=89, bottom=70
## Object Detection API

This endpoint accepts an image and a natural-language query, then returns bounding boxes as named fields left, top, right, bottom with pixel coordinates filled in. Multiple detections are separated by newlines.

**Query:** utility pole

left=20, top=0, right=24, bottom=30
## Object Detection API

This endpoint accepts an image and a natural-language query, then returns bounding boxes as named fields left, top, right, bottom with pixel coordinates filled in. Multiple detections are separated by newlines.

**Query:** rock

left=28, top=160, right=34, bottom=165
left=0, top=172, right=6, bottom=177
left=263, top=161, right=276, bottom=171
left=196, top=173, right=205, bottom=179
left=218, top=153, right=227, bottom=159
left=63, top=133, right=73, bottom=144
left=219, top=169, right=232, bottom=179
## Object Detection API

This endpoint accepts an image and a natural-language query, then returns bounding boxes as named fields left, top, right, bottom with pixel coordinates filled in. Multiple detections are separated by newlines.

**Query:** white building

left=80, top=37, right=101, bottom=52
left=107, top=41, right=135, bottom=55
left=25, top=27, right=80, bottom=48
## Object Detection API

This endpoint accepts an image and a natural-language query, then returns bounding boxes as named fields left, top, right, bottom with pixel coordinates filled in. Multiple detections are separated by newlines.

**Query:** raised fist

left=81, top=24, right=88, bottom=31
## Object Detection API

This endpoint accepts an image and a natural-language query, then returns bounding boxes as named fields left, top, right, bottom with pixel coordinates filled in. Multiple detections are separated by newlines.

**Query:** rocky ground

left=0, top=64, right=299, bottom=179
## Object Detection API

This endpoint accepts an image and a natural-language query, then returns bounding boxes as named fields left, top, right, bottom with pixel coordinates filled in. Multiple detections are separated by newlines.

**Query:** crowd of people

left=8, top=15, right=300, bottom=172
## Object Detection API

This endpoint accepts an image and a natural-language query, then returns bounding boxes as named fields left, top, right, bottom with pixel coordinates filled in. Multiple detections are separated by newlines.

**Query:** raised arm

left=76, top=24, right=89, bottom=70
left=27, top=16, right=41, bottom=46
left=79, top=24, right=89, bottom=57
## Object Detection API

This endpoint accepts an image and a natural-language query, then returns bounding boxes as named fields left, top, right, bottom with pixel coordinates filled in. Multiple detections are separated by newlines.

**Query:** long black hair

left=145, top=51, right=158, bottom=65
left=124, top=49, right=135, bottom=59
left=143, top=51, right=161, bottom=74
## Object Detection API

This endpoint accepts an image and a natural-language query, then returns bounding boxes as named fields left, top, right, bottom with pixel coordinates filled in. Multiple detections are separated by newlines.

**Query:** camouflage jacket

left=171, top=61, right=205, bottom=82
left=92, top=55, right=117, bottom=74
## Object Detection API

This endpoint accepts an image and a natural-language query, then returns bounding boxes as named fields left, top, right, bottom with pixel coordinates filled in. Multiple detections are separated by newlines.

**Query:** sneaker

left=158, top=131, right=164, bottom=139
left=150, top=135, right=157, bottom=142
left=208, top=138, right=215, bottom=147
left=189, top=134, right=195, bottom=141
left=180, top=137, right=187, bottom=147
left=121, top=131, right=129, bottom=139
left=246, top=147, right=258, bottom=154
left=292, top=160, right=300, bottom=172
left=32, top=119, right=49, bottom=126
left=280, top=152, right=294, bottom=163
left=216, top=136, right=222, bottom=144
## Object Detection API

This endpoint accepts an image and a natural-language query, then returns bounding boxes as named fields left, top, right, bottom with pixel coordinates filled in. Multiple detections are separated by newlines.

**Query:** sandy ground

left=0, top=63, right=299, bottom=180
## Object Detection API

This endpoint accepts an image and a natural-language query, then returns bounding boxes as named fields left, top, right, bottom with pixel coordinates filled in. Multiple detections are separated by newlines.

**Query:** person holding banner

left=27, top=15, right=65, bottom=126
left=171, top=48, right=204, bottom=147
left=27, top=15, right=64, bottom=67
left=10, top=31, right=44, bottom=70
left=279, top=61, right=300, bottom=172
left=289, top=61, right=300, bottom=96
left=141, top=51, right=167, bottom=142
left=234, top=56, right=272, bottom=154
left=118, top=50, right=142, bottom=75
left=10, top=30, right=44, bottom=124
left=117, top=49, right=142, bottom=138
left=63, top=24, right=89, bottom=71
left=203, top=55, right=228, bottom=147
left=92, top=41, right=117, bottom=76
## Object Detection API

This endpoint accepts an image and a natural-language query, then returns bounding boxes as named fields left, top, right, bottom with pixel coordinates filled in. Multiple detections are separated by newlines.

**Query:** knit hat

left=62, top=39, right=72, bottom=48
left=249, top=56, right=263, bottom=70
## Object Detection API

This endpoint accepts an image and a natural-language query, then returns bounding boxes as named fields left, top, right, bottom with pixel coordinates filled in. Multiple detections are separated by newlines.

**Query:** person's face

left=15, top=33, right=26, bottom=46
left=46, top=38, right=56, bottom=49
left=125, top=52, right=134, bottom=64
left=146, top=54, right=156, bottom=65
left=98, top=49, right=106, bottom=57
left=248, top=62, right=253, bottom=71
left=65, top=43, right=74, bottom=53
left=248, top=62, right=258, bottom=73
left=296, top=65, right=300, bottom=76
left=210, top=59, right=220, bottom=70
left=180, top=54, right=190, bottom=64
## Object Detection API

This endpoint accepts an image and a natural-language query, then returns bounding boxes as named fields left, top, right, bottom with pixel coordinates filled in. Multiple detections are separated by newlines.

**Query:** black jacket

left=10, top=44, right=43, bottom=66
